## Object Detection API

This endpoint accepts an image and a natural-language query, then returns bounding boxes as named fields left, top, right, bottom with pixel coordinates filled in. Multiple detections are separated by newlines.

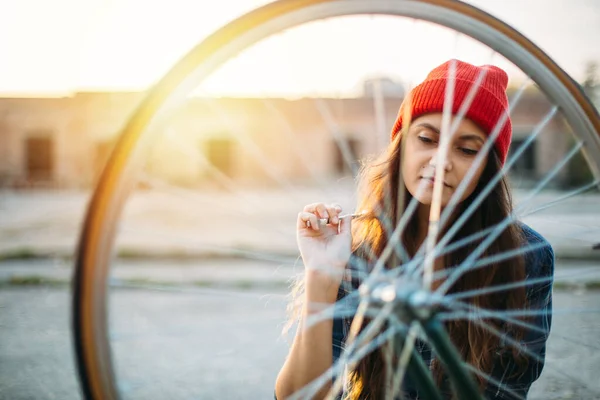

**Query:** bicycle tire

left=71, top=1, right=600, bottom=399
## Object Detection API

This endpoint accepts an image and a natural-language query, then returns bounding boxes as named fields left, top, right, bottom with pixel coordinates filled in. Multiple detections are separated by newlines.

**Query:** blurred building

left=0, top=86, right=573, bottom=189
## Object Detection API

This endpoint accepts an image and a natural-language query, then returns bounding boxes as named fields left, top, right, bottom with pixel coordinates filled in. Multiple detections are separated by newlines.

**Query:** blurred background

left=1, top=1, right=599, bottom=399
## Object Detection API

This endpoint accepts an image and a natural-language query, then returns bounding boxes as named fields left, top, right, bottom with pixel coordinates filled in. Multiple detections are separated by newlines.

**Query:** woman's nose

left=428, top=151, right=453, bottom=171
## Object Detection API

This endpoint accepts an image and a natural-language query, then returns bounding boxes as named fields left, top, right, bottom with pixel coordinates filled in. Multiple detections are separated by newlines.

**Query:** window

left=205, top=138, right=233, bottom=178
left=333, top=137, right=360, bottom=175
left=508, top=138, right=536, bottom=174
left=25, top=136, right=54, bottom=181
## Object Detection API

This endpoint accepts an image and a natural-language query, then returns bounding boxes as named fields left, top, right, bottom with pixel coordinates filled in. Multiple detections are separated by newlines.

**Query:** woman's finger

left=314, top=203, right=329, bottom=222
left=299, top=202, right=344, bottom=229
left=338, top=214, right=353, bottom=235
left=297, top=211, right=320, bottom=231
left=326, top=203, right=342, bottom=225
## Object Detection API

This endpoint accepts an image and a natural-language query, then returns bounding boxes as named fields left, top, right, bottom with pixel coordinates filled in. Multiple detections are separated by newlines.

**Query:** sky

left=0, top=0, right=598, bottom=97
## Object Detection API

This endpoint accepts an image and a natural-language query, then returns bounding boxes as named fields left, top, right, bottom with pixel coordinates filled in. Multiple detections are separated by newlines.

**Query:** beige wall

left=0, top=90, right=569, bottom=189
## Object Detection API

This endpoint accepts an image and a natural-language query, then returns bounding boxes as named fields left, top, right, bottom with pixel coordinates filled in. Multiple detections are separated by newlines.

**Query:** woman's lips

left=421, top=177, right=451, bottom=188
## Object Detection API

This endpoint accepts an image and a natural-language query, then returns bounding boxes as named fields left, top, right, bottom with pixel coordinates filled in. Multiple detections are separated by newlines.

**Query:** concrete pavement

left=1, top=287, right=599, bottom=400
left=0, top=187, right=598, bottom=289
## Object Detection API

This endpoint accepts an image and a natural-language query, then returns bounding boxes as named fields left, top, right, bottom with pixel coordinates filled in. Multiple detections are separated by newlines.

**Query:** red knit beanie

left=391, top=59, right=512, bottom=164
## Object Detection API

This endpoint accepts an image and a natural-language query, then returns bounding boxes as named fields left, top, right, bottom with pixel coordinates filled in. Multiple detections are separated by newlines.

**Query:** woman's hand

left=297, top=203, right=352, bottom=302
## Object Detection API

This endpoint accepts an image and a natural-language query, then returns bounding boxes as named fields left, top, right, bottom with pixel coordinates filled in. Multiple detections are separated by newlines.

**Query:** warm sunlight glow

left=0, top=0, right=597, bottom=97
left=198, top=16, right=524, bottom=98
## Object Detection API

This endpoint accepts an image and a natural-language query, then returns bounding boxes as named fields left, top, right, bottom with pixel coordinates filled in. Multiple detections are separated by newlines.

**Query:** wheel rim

left=72, top=1, right=600, bottom=399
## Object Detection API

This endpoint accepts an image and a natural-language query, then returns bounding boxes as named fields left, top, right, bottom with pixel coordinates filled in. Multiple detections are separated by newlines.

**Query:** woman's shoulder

left=518, top=222, right=555, bottom=282
left=520, top=223, right=550, bottom=245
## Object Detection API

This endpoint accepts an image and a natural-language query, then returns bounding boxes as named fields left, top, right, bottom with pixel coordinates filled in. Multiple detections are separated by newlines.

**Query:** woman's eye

left=459, top=147, right=478, bottom=156
left=418, top=136, right=436, bottom=144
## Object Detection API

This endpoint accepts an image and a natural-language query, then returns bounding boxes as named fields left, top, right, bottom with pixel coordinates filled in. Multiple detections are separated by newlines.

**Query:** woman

left=275, top=60, right=554, bottom=399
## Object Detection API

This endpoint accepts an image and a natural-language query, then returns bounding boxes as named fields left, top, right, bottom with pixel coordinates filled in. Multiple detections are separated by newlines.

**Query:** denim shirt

left=331, top=224, right=554, bottom=399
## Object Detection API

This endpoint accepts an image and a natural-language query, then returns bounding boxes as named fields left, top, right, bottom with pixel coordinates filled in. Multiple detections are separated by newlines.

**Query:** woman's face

left=401, top=113, right=489, bottom=207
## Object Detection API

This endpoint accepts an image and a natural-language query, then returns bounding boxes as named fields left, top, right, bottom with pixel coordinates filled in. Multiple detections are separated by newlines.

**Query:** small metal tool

left=306, top=211, right=366, bottom=228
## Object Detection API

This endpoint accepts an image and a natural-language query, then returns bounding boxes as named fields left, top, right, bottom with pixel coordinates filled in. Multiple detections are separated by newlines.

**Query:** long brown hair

left=345, top=132, right=529, bottom=399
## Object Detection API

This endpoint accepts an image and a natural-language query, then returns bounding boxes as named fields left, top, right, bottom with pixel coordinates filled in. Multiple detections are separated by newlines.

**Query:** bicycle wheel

left=72, top=1, right=600, bottom=399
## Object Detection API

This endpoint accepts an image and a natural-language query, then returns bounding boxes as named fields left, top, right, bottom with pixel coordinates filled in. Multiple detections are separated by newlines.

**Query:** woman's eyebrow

left=457, top=134, right=485, bottom=144
left=415, top=123, right=485, bottom=143
left=415, top=122, right=440, bottom=134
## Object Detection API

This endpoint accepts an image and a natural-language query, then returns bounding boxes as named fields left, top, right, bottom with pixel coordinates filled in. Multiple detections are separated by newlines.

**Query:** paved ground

left=1, top=286, right=599, bottom=400
left=1, top=257, right=600, bottom=289
left=1, top=188, right=599, bottom=399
